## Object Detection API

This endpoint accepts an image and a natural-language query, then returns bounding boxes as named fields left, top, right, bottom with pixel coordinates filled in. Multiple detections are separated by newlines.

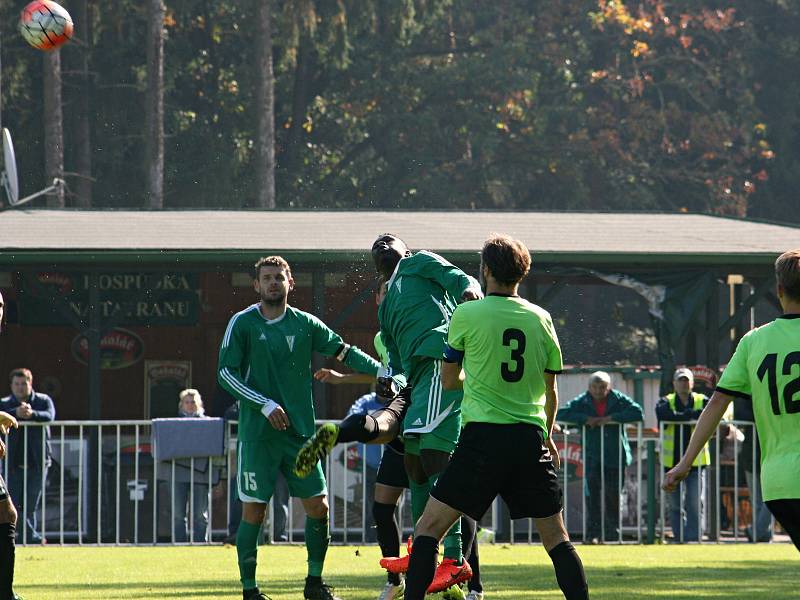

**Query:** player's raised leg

left=295, top=388, right=409, bottom=479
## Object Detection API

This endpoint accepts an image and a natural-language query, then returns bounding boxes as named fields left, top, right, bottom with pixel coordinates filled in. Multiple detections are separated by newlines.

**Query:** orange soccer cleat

left=379, top=536, right=413, bottom=574
left=427, top=558, right=473, bottom=594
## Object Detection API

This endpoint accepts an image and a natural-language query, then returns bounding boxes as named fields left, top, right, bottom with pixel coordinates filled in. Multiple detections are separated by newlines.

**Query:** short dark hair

left=481, top=234, right=531, bottom=286
left=253, top=256, right=292, bottom=280
left=10, top=368, right=32, bottom=383
left=775, top=249, right=800, bottom=300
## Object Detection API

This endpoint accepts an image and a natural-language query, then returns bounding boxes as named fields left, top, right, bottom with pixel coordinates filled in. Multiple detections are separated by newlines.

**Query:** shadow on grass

left=477, top=559, right=799, bottom=598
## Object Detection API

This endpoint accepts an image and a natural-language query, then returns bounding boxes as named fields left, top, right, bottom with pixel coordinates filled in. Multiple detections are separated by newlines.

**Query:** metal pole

left=59, top=425, right=65, bottom=545
left=23, top=426, right=28, bottom=545
left=600, top=424, right=605, bottom=543
left=343, top=442, right=349, bottom=544
left=646, top=438, right=655, bottom=544
left=115, top=424, right=121, bottom=545
left=134, top=424, right=140, bottom=544
left=78, top=424, right=84, bottom=545
left=659, top=422, right=665, bottom=543
left=581, top=425, right=586, bottom=543
left=715, top=427, right=721, bottom=542
left=41, top=426, right=46, bottom=544
left=96, top=424, right=102, bottom=545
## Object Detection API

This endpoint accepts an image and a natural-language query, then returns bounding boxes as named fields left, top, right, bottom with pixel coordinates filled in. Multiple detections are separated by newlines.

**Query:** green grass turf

left=13, top=543, right=797, bottom=599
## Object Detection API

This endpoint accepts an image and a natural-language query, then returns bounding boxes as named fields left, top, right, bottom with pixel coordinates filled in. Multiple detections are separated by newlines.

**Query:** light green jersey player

left=446, top=294, right=563, bottom=433
left=663, top=248, right=800, bottom=552
left=715, top=317, right=800, bottom=501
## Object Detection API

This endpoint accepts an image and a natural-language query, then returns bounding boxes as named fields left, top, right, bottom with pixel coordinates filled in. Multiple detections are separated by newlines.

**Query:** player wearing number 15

left=403, top=235, right=589, bottom=600
left=663, top=248, right=800, bottom=551
left=218, top=256, right=382, bottom=600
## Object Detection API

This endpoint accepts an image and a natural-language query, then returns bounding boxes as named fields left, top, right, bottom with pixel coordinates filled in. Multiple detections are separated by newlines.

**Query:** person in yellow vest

left=656, top=368, right=709, bottom=542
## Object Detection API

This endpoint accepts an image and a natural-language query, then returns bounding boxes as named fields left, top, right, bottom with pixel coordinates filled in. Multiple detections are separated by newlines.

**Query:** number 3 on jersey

left=757, top=352, right=800, bottom=415
left=243, top=471, right=258, bottom=491
left=501, top=328, right=526, bottom=382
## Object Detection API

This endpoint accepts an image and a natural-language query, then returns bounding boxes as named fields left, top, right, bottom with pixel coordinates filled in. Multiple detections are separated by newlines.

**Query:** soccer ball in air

left=19, top=0, right=74, bottom=51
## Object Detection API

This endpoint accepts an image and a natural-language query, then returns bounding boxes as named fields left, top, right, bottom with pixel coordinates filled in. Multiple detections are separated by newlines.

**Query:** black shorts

left=766, top=499, right=800, bottom=551
left=0, top=472, right=7, bottom=502
left=431, top=422, right=562, bottom=521
left=376, top=445, right=409, bottom=489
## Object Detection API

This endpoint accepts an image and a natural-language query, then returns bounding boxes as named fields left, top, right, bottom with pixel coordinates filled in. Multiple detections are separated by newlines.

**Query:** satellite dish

left=1, top=128, right=19, bottom=205
left=1, top=127, right=65, bottom=208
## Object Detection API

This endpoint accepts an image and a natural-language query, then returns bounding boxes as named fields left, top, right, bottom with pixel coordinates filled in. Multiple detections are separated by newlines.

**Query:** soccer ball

left=19, top=0, right=74, bottom=51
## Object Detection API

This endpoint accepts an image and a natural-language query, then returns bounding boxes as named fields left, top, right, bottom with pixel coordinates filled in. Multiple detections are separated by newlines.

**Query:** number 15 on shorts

left=243, top=471, right=258, bottom=491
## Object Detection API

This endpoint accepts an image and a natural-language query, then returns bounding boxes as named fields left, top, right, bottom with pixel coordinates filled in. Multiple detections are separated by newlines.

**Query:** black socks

left=548, top=541, right=589, bottom=600
left=373, top=502, right=402, bottom=585
left=336, top=413, right=380, bottom=443
left=403, top=535, right=438, bottom=599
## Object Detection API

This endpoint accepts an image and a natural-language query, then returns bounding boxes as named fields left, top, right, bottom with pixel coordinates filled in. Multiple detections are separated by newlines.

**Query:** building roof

left=0, top=209, right=797, bottom=266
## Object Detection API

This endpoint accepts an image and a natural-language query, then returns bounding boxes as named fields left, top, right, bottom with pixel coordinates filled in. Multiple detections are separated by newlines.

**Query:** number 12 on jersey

left=757, top=352, right=800, bottom=415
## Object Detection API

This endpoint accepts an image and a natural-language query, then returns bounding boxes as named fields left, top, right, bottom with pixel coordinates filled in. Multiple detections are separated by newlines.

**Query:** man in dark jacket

left=557, top=371, right=643, bottom=543
left=0, top=368, right=55, bottom=544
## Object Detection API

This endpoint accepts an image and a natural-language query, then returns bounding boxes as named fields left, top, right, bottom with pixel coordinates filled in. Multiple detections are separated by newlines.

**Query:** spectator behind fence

left=171, top=389, right=211, bottom=543
left=656, top=367, right=709, bottom=542
left=0, top=368, right=55, bottom=544
left=557, top=371, right=644, bottom=543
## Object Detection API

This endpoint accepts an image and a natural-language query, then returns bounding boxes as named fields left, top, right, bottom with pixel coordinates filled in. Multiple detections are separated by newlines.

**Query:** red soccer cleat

left=379, top=536, right=413, bottom=574
left=427, top=558, right=473, bottom=594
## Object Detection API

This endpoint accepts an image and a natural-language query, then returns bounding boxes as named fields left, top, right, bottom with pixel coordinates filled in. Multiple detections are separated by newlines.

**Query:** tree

left=43, top=50, right=65, bottom=207
left=254, top=0, right=275, bottom=208
left=71, top=0, right=93, bottom=207
left=145, top=0, right=166, bottom=208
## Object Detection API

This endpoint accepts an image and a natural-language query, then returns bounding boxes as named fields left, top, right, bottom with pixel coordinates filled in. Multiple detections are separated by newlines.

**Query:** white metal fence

left=0, top=418, right=786, bottom=546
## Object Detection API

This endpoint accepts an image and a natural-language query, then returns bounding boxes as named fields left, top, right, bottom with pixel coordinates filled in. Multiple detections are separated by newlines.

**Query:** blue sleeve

left=443, top=344, right=464, bottom=364
left=32, top=395, right=55, bottom=422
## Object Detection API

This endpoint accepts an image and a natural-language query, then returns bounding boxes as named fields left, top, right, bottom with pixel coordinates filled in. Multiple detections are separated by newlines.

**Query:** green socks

left=305, top=515, right=330, bottom=577
left=409, top=479, right=432, bottom=525
left=236, top=520, right=262, bottom=590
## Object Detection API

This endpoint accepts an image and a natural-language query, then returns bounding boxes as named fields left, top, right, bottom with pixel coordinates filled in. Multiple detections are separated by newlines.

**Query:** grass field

left=13, top=543, right=797, bottom=599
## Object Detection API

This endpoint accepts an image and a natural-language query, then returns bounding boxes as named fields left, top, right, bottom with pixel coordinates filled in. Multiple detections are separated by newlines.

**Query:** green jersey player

left=371, top=234, right=482, bottom=593
left=218, top=256, right=382, bottom=600
left=664, top=248, right=800, bottom=550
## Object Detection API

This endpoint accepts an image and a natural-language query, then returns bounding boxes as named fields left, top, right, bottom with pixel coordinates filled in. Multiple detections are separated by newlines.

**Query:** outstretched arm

left=314, top=368, right=376, bottom=385
left=663, top=391, right=732, bottom=491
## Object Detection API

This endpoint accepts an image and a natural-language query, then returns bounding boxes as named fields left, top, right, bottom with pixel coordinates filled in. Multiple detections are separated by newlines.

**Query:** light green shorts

left=237, top=437, right=326, bottom=504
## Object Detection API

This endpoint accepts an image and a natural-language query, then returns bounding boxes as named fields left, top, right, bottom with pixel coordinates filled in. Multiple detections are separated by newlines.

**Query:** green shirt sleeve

left=543, top=315, right=563, bottom=374
left=411, top=251, right=480, bottom=300
left=217, top=313, right=273, bottom=409
left=309, top=313, right=381, bottom=376
left=717, top=333, right=752, bottom=398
